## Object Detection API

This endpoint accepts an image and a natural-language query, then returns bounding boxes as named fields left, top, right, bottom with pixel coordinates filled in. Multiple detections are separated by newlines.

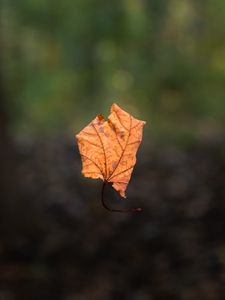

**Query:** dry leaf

left=76, top=103, right=145, bottom=198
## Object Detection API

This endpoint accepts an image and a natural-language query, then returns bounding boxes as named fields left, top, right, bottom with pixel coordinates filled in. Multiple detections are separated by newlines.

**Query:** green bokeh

left=2, top=0, right=225, bottom=144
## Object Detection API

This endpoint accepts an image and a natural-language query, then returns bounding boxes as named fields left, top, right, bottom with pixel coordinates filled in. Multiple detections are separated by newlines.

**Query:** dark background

left=1, top=1, right=225, bottom=299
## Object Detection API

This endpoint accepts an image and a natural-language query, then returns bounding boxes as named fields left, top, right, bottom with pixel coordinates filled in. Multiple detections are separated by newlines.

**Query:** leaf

left=76, top=103, right=146, bottom=198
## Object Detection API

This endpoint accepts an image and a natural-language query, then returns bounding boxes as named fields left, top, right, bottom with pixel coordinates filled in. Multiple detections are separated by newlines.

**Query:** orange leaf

left=76, top=103, right=146, bottom=198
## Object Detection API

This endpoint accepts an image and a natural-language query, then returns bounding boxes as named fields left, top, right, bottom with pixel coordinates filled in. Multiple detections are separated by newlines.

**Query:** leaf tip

left=110, top=103, right=119, bottom=112
left=120, top=191, right=126, bottom=198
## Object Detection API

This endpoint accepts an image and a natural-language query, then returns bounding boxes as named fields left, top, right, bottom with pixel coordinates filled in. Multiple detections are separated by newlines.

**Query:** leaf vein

left=80, top=137, right=102, bottom=148
left=91, top=123, right=107, bottom=178
left=131, top=122, right=142, bottom=130
left=81, top=154, right=104, bottom=176
left=114, top=110, right=129, bottom=131
left=109, top=165, right=134, bottom=180
left=127, top=140, right=141, bottom=146
left=107, top=115, right=132, bottom=180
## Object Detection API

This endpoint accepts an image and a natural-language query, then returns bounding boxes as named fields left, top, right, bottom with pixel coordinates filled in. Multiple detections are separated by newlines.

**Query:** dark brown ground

left=0, top=138, right=225, bottom=300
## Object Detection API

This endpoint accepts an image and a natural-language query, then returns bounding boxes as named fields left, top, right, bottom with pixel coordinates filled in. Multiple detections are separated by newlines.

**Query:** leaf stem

left=101, top=181, right=142, bottom=213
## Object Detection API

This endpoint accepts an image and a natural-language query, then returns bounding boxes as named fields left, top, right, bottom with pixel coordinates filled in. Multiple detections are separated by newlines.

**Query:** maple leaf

left=76, top=103, right=146, bottom=211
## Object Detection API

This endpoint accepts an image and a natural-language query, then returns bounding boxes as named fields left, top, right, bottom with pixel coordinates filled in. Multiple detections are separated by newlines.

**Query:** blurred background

left=0, top=0, right=225, bottom=299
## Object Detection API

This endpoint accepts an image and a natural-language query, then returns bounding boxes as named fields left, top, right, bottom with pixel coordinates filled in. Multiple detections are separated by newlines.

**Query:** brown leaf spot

left=120, top=131, right=125, bottom=139
left=98, top=114, right=105, bottom=121
left=112, top=161, right=117, bottom=170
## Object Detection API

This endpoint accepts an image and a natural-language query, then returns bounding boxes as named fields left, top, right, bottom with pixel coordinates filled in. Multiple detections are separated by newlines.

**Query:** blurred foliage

left=1, top=0, right=225, bottom=143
